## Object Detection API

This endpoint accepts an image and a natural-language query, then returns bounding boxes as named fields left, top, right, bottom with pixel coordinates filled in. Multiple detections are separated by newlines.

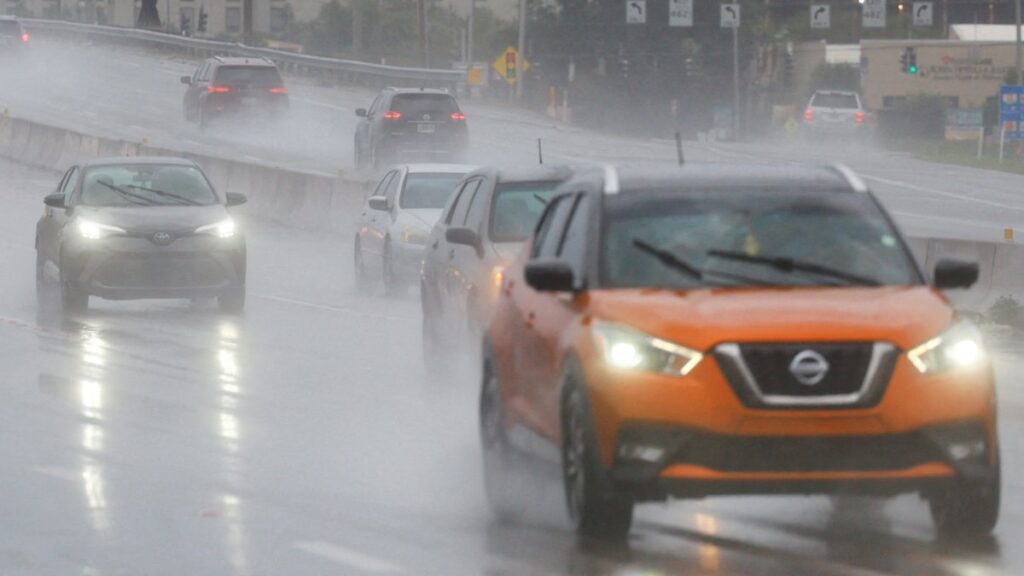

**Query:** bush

left=987, top=295, right=1023, bottom=327
left=878, top=93, right=950, bottom=141
left=809, top=63, right=860, bottom=94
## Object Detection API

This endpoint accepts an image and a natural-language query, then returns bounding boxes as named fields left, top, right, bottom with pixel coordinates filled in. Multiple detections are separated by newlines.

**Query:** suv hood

left=74, top=205, right=230, bottom=233
left=587, top=286, right=953, bottom=351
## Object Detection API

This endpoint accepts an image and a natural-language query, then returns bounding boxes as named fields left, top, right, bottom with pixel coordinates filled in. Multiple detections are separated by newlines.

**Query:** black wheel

left=382, top=242, right=405, bottom=298
left=562, top=384, right=634, bottom=540
left=59, top=259, right=88, bottom=314
left=354, top=238, right=373, bottom=295
left=929, top=457, right=1000, bottom=536
left=480, top=353, right=520, bottom=521
left=218, top=281, right=246, bottom=313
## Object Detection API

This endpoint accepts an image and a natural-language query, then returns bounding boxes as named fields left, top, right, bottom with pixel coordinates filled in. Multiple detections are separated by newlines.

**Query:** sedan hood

left=74, top=205, right=230, bottom=233
left=587, top=286, right=954, bottom=351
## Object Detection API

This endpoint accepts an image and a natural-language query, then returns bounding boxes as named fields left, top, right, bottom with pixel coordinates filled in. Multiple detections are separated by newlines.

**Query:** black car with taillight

left=354, top=88, right=469, bottom=170
left=0, top=16, right=29, bottom=52
left=181, top=56, right=290, bottom=129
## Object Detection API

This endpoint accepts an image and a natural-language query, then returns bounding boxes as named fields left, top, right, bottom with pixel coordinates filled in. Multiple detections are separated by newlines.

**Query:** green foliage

left=305, top=0, right=353, bottom=57
left=988, top=295, right=1023, bottom=327
left=809, top=63, right=860, bottom=93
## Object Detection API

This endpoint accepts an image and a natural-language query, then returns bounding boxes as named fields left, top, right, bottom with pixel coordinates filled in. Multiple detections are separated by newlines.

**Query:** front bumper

left=63, top=235, right=245, bottom=300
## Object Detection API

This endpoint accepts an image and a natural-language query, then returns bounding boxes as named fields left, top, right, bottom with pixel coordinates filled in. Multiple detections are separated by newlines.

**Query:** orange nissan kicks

left=481, top=164, right=998, bottom=539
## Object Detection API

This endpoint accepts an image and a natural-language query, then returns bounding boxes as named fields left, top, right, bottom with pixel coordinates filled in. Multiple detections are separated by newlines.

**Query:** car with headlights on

left=420, top=165, right=574, bottom=370
left=481, top=164, right=998, bottom=539
left=0, top=16, right=29, bottom=53
left=354, top=163, right=475, bottom=295
left=35, top=157, right=247, bottom=313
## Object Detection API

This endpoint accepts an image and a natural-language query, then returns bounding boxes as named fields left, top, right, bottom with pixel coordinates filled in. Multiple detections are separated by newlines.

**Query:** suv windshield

left=214, top=66, right=283, bottom=86
left=489, top=181, right=561, bottom=242
left=400, top=173, right=465, bottom=209
left=811, top=92, right=859, bottom=109
left=80, top=165, right=219, bottom=207
left=602, top=190, right=918, bottom=289
left=391, top=94, right=459, bottom=117
left=0, top=20, right=21, bottom=35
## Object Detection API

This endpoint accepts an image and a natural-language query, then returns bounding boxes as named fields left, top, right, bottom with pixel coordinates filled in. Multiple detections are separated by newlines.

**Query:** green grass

left=891, top=139, right=1024, bottom=176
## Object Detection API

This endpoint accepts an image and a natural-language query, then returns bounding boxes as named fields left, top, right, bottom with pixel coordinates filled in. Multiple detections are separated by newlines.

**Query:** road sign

left=668, top=0, right=692, bottom=27
left=913, top=2, right=933, bottom=26
left=810, top=4, right=830, bottom=29
left=1000, top=85, right=1024, bottom=140
left=720, top=3, right=740, bottom=28
left=492, top=46, right=530, bottom=85
left=863, top=0, right=886, bottom=28
left=945, top=108, right=983, bottom=141
left=626, top=0, right=646, bottom=24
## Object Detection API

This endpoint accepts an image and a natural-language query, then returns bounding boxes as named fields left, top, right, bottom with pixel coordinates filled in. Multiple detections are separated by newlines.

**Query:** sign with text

left=863, top=0, right=886, bottom=28
left=913, top=2, right=933, bottom=26
left=668, top=0, right=692, bottom=27
left=944, top=108, right=984, bottom=141
left=1000, top=85, right=1024, bottom=140
left=811, top=5, right=830, bottom=29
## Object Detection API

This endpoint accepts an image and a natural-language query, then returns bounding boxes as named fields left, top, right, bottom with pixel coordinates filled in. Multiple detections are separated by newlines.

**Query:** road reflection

left=77, top=320, right=109, bottom=534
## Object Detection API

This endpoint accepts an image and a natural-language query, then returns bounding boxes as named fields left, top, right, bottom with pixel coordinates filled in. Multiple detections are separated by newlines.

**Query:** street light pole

left=1015, top=0, right=1022, bottom=85
left=732, top=24, right=740, bottom=139
left=467, top=0, right=475, bottom=65
left=515, top=0, right=526, bottom=99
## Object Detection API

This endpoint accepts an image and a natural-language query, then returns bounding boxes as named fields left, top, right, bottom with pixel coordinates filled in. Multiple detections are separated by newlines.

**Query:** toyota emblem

left=788, top=350, right=829, bottom=386
left=152, top=232, right=172, bottom=245
left=423, top=113, right=431, bottom=121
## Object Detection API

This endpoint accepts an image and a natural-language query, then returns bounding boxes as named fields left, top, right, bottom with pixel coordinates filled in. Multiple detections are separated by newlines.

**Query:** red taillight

left=382, top=111, right=402, bottom=120
left=20, top=32, right=29, bottom=43
left=208, top=85, right=231, bottom=93
left=269, top=87, right=288, bottom=94
left=855, top=111, right=865, bottom=124
left=803, top=108, right=814, bottom=122
left=450, top=112, right=466, bottom=121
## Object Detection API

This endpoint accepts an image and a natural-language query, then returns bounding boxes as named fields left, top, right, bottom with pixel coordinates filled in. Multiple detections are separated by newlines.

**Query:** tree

left=136, top=0, right=161, bottom=28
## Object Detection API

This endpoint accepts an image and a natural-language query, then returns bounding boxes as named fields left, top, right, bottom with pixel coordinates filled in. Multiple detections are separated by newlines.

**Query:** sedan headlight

left=195, top=218, right=236, bottom=239
left=591, top=321, right=703, bottom=376
left=907, top=321, right=986, bottom=374
left=76, top=219, right=126, bottom=240
left=400, top=227, right=428, bottom=245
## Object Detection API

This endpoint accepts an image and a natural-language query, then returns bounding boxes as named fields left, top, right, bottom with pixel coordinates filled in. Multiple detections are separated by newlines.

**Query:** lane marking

left=293, top=540, right=404, bottom=573
left=290, top=96, right=349, bottom=112
left=251, top=292, right=412, bottom=321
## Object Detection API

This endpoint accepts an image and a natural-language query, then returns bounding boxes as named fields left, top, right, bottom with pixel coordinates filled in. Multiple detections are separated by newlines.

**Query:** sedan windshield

left=80, top=165, right=219, bottom=207
left=399, top=173, right=465, bottom=209
left=602, top=190, right=919, bottom=289
left=489, top=180, right=561, bottom=242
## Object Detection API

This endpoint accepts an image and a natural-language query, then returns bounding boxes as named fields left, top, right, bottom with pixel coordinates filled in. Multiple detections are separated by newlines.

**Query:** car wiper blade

left=533, top=193, right=549, bottom=206
left=97, top=181, right=159, bottom=206
left=126, top=185, right=201, bottom=206
left=707, top=249, right=881, bottom=286
left=632, top=238, right=703, bottom=281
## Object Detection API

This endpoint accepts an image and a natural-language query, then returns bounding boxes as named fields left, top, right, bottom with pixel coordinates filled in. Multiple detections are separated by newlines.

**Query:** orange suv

left=481, top=164, right=998, bottom=538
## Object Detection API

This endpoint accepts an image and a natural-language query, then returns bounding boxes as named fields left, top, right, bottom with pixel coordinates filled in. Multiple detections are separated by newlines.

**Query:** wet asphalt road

left=2, top=158, right=1023, bottom=576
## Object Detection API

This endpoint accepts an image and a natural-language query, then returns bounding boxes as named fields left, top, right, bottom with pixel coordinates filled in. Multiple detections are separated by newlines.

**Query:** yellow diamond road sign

left=493, top=46, right=530, bottom=85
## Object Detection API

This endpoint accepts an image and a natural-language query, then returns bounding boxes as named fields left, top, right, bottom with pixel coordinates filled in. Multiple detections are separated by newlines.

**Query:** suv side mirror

left=446, top=227, right=483, bottom=257
left=934, top=258, right=978, bottom=290
left=180, top=76, right=192, bottom=85
left=525, top=260, right=575, bottom=292
left=226, top=192, right=247, bottom=207
left=368, top=195, right=389, bottom=211
left=43, top=193, right=65, bottom=208
left=356, top=108, right=368, bottom=118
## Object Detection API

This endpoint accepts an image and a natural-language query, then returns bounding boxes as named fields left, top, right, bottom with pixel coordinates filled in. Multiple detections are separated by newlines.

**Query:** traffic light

left=783, top=53, right=794, bottom=81
left=900, top=47, right=918, bottom=75
left=181, top=13, right=191, bottom=34
left=197, top=7, right=208, bottom=33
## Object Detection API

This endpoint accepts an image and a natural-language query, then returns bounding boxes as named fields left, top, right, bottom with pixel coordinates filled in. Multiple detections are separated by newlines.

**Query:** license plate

left=417, top=124, right=436, bottom=134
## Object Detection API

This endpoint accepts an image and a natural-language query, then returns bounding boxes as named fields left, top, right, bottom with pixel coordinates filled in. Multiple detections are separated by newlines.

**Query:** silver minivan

left=802, top=90, right=867, bottom=137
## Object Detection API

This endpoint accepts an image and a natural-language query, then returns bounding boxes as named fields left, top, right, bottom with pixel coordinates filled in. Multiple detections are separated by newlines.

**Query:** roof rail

left=829, top=163, right=868, bottom=193
left=603, top=165, right=620, bottom=195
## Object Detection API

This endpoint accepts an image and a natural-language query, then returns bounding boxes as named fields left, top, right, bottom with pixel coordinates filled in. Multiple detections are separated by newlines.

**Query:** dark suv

left=0, top=16, right=29, bottom=52
left=354, top=88, right=469, bottom=170
left=181, top=57, right=289, bottom=128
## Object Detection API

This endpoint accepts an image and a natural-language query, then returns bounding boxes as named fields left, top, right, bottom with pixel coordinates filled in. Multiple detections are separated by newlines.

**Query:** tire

left=218, top=281, right=246, bottom=313
left=60, top=259, right=88, bottom=314
left=354, top=238, right=373, bottom=296
left=929, top=457, right=1000, bottom=537
left=480, top=352, right=520, bottom=521
left=562, top=384, right=634, bottom=540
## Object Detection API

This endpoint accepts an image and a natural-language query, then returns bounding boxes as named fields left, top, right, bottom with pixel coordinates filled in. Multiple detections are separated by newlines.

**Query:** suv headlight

left=76, top=219, right=126, bottom=240
left=591, top=321, right=703, bottom=376
left=195, top=218, right=236, bottom=239
left=907, top=321, right=986, bottom=374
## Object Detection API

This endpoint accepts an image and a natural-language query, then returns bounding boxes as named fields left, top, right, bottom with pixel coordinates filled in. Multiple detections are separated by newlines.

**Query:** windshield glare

left=399, top=173, right=465, bottom=209
left=489, top=181, right=560, bottom=242
left=214, top=66, right=283, bottom=86
left=602, top=190, right=917, bottom=289
left=80, top=165, right=219, bottom=207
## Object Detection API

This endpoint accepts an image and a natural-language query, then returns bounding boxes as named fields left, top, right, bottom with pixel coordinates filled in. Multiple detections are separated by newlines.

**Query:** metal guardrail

left=22, top=18, right=463, bottom=86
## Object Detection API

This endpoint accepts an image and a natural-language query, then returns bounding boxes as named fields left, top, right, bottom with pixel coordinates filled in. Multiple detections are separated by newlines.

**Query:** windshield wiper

left=97, top=181, right=159, bottom=206
left=126, top=185, right=201, bottom=206
left=632, top=238, right=703, bottom=280
left=707, top=249, right=880, bottom=287
left=533, top=193, right=549, bottom=206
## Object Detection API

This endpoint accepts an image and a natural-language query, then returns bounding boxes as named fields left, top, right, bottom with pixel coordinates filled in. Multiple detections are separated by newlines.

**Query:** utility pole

left=418, top=0, right=428, bottom=67
left=515, top=0, right=527, bottom=99
left=1015, top=0, right=1023, bottom=85
left=467, top=0, right=475, bottom=65
left=732, top=24, right=740, bottom=139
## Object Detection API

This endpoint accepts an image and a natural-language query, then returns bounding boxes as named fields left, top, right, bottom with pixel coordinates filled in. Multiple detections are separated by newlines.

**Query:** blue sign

left=999, top=85, right=1024, bottom=140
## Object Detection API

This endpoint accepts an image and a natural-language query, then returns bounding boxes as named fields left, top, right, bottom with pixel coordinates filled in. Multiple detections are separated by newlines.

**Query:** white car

left=802, top=90, right=867, bottom=138
left=354, top=164, right=475, bottom=295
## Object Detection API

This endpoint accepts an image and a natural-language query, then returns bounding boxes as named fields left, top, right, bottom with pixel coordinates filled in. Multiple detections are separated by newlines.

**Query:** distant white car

left=354, top=164, right=476, bottom=295
left=802, top=90, right=867, bottom=138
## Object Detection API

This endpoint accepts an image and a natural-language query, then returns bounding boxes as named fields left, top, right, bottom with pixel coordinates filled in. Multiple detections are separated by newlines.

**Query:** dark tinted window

left=80, top=165, right=218, bottom=207
left=214, top=66, right=283, bottom=86
left=602, top=190, right=917, bottom=289
left=533, top=196, right=574, bottom=258
left=391, top=94, right=460, bottom=117
left=811, top=93, right=859, bottom=109
left=400, top=173, right=465, bottom=210
left=450, top=180, right=481, bottom=225
left=0, top=20, right=21, bottom=35
left=490, top=180, right=561, bottom=242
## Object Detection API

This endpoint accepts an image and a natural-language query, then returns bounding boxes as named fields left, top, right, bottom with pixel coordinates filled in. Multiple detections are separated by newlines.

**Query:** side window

left=369, top=95, right=384, bottom=117
left=61, top=167, right=79, bottom=205
left=384, top=171, right=402, bottom=204
left=372, top=171, right=395, bottom=198
left=202, top=64, right=214, bottom=82
left=557, top=195, right=589, bottom=270
left=194, top=63, right=206, bottom=82
left=451, top=180, right=481, bottom=226
left=462, top=179, right=488, bottom=229
left=531, top=195, right=574, bottom=258
left=444, top=182, right=469, bottom=225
